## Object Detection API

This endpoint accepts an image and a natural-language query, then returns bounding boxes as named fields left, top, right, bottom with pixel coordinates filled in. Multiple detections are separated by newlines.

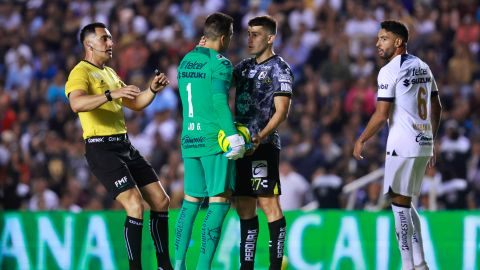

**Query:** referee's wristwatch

left=104, top=90, right=113, bottom=101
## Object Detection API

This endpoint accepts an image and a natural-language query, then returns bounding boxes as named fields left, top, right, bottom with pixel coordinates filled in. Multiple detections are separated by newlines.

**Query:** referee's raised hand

left=150, top=70, right=170, bottom=93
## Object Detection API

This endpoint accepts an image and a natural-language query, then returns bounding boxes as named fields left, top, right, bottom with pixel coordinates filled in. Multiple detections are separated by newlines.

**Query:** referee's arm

left=68, top=85, right=141, bottom=113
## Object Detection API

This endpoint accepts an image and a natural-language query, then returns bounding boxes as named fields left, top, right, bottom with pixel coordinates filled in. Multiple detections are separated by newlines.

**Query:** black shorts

left=85, top=134, right=158, bottom=199
left=234, top=143, right=281, bottom=197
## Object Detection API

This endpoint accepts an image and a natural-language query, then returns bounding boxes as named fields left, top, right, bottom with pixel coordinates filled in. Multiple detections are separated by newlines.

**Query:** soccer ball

left=218, top=122, right=251, bottom=152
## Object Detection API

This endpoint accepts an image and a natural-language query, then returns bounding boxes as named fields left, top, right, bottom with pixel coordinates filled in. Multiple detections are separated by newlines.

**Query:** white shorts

left=383, top=155, right=430, bottom=197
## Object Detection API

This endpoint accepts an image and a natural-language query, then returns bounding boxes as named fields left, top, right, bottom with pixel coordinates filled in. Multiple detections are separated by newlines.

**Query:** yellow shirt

left=65, top=60, right=127, bottom=139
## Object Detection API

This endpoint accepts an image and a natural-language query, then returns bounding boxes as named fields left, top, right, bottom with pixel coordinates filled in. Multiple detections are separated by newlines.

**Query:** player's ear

left=394, top=37, right=402, bottom=48
left=267, top=34, right=276, bottom=45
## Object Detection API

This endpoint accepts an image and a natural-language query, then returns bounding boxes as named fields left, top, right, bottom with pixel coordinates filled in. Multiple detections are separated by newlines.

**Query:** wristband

left=149, top=85, right=157, bottom=94
left=104, top=90, right=112, bottom=101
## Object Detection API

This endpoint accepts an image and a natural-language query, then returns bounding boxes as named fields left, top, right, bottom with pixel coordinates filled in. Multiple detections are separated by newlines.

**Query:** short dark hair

left=204, top=12, right=233, bottom=39
left=248, top=15, right=277, bottom=35
left=380, top=20, right=409, bottom=43
left=79, top=22, right=107, bottom=44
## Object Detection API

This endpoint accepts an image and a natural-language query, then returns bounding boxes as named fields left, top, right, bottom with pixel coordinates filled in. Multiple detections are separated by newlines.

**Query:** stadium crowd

left=1, top=0, right=479, bottom=212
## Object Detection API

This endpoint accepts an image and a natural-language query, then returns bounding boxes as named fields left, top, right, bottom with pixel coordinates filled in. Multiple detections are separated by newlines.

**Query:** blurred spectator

left=279, top=161, right=311, bottom=210
left=28, top=176, right=59, bottom=211
left=312, top=166, right=342, bottom=209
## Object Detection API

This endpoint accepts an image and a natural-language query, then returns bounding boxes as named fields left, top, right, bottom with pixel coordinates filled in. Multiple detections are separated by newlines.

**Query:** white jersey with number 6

left=377, top=54, right=439, bottom=157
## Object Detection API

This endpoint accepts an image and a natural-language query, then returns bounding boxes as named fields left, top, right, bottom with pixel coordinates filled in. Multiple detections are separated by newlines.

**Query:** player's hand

left=224, top=134, right=246, bottom=160
left=245, top=134, right=261, bottom=156
left=353, top=139, right=365, bottom=160
left=150, top=69, right=170, bottom=93
left=112, top=85, right=141, bottom=100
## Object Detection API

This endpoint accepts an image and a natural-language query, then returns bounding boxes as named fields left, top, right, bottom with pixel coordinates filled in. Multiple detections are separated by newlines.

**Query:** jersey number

left=417, top=87, right=427, bottom=120
left=186, top=82, right=193, bottom=118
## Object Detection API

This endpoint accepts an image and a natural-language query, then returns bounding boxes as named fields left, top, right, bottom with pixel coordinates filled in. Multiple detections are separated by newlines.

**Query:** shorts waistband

left=85, top=134, right=128, bottom=144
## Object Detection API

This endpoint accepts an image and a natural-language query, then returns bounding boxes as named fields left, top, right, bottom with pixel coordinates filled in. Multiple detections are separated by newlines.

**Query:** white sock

left=392, top=203, right=414, bottom=270
left=410, top=204, right=427, bottom=267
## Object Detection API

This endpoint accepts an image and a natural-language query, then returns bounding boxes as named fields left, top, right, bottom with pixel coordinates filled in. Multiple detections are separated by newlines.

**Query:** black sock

left=240, top=216, right=259, bottom=270
left=150, top=211, right=173, bottom=270
left=125, top=216, right=143, bottom=270
left=268, top=217, right=286, bottom=270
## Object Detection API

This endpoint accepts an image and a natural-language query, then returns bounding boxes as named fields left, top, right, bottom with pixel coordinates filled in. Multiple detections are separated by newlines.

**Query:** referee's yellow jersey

left=65, top=60, right=127, bottom=139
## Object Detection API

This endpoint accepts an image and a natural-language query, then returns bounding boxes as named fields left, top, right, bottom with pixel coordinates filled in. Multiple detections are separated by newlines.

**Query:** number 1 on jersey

left=186, top=82, right=194, bottom=118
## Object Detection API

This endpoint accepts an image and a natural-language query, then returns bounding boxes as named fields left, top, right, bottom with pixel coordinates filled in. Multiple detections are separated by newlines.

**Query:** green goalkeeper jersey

left=178, top=46, right=236, bottom=157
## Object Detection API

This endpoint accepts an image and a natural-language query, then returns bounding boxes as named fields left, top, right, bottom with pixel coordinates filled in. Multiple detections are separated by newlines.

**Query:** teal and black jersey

left=178, top=46, right=236, bottom=157
left=233, top=55, right=293, bottom=149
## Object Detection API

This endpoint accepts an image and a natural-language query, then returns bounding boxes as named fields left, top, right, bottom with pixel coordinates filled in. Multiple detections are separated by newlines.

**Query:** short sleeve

left=377, top=67, right=396, bottom=101
left=430, top=71, right=439, bottom=95
left=272, top=63, right=293, bottom=96
left=212, top=56, right=233, bottom=94
left=65, top=66, right=89, bottom=98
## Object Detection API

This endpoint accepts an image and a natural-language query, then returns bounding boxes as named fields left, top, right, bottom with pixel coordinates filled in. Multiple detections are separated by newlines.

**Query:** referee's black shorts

left=85, top=133, right=158, bottom=198
left=234, top=143, right=281, bottom=197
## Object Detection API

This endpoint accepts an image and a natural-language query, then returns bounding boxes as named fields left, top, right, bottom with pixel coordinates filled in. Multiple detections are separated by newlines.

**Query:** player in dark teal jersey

left=233, top=16, right=293, bottom=270
left=174, top=12, right=246, bottom=270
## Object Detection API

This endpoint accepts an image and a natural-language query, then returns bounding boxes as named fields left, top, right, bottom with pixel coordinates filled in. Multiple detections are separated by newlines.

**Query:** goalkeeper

left=174, top=12, right=245, bottom=270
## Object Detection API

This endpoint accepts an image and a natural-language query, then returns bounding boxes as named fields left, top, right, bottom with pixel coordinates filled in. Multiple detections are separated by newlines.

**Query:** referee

left=65, top=22, right=172, bottom=270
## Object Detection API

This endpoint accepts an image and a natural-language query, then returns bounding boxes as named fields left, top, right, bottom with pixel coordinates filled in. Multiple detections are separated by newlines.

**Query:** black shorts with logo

left=234, top=143, right=281, bottom=197
left=85, top=134, right=158, bottom=199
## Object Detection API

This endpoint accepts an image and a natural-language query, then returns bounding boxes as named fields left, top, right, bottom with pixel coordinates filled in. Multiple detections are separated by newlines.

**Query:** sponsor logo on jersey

left=411, top=77, right=431, bottom=84
left=278, top=74, right=291, bottom=83
left=181, top=135, right=206, bottom=149
left=258, top=71, right=267, bottom=80
left=178, top=71, right=206, bottom=79
left=87, top=137, right=104, bottom=143
left=416, top=132, right=433, bottom=146
left=180, top=61, right=207, bottom=70
left=403, top=79, right=410, bottom=87
left=252, top=160, right=268, bottom=177
left=409, top=67, right=428, bottom=76
left=379, top=83, right=389, bottom=89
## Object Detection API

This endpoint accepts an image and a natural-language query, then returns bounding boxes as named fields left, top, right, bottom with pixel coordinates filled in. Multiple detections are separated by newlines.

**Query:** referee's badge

left=252, top=160, right=268, bottom=178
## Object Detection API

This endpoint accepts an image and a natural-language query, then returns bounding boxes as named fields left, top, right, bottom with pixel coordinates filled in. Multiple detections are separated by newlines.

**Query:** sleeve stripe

left=377, top=97, right=394, bottom=102
left=431, top=91, right=439, bottom=97
left=274, top=92, right=292, bottom=97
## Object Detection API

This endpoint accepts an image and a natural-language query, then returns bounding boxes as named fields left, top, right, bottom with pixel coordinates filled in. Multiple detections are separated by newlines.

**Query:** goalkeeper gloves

left=224, top=134, right=246, bottom=160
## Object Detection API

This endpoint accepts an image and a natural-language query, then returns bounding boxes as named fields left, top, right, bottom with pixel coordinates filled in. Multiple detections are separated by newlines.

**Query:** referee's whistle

left=155, top=69, right=160, bottom=76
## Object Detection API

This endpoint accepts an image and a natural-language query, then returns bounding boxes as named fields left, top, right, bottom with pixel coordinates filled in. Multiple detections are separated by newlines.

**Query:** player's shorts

left=85, top=133, right=158, bottom=199
left=183, top=153, right=235, bottom=197
left=384, top=154, right=430, bottom=197
left=234, top=143, right=281, bottom=197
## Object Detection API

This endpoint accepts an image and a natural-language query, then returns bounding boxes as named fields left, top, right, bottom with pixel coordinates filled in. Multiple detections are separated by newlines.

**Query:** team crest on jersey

left=236, top=92, right=251, bottom=114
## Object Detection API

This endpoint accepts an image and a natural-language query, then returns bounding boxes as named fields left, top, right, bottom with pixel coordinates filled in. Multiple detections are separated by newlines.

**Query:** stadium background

left=1, top=0, right=480, bottom=269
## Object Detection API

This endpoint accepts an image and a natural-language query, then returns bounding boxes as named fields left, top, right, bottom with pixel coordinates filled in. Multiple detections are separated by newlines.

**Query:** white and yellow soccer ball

left=218, top=122, right=251, bottom=152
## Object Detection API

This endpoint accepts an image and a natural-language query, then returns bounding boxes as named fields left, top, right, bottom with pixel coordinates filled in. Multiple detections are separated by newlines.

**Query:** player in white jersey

left=353, top=21, right=442, bottom=270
